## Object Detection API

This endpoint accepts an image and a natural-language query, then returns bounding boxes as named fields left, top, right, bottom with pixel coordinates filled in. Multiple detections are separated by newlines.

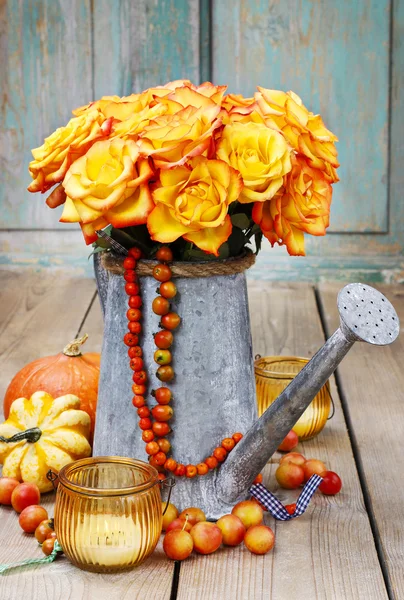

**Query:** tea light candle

left=74, top=513, right=143, bottom=567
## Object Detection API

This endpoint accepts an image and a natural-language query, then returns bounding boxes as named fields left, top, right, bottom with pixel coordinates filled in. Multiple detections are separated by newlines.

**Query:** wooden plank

left=0, top=271, right=96, bottom=402
left=0, top=0, right=93, bottom=229
left=3, top=233, right=404, bottom=284
left=93, top=0, right=201, bottom=97
left=318, top=282, right=404, bottom=599
left=0, top=272, right=174, bottom=599
left=176, top=282, right=388, bottom=599
left=77, top=292, right=104, bottom=355
left=0, top=497, right=173, bottom=600
left=390, top=0, right=404, bottom=240
left=212, top=0, right=390, bottom=233
left=0, top=231, right=93, bottom=275
left=250, top=249, right=404, bottom=285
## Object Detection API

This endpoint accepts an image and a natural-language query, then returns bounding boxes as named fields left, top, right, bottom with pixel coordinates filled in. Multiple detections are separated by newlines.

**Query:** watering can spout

left=217, top=283, right=400, bottom=505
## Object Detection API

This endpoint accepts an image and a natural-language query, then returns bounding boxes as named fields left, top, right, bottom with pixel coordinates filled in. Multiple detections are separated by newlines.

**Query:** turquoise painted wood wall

left=1, top=0, right=403, bottom=281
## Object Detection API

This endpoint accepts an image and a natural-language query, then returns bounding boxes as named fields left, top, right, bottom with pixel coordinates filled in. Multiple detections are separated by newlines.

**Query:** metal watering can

left=93, top=254, right=400, bottom=519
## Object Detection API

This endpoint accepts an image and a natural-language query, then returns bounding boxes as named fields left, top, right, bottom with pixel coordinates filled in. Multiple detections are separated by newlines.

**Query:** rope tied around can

left=101, top=250, right=255, bottom=278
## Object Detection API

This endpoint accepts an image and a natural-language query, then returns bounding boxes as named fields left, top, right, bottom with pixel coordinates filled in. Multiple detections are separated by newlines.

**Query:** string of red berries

left=123, top=246, right=243, bottom=480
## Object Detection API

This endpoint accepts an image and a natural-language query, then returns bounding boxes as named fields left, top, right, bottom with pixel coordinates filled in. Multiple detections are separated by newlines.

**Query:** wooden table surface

left=0, top=272, right=403, bottom=600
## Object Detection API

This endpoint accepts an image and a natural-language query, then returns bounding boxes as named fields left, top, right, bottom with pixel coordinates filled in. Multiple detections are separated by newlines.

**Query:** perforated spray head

left=338, top=283, right=400, bottom=345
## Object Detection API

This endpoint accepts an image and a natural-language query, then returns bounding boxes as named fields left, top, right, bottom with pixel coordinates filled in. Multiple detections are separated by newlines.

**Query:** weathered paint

left=0, top=0, right=93, bottom=229
left=93, top=0, right=200, bottom=97
left=212, top=0, right=390, bottom=233
left=0, top=0, right=403, bottom=281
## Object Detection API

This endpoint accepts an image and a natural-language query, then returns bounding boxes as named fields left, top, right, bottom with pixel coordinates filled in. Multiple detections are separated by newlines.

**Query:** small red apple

left=303, top=459, right=327, bottom=481
left=178, top=507, right=206, bottom=526
left=11, top=483, right=40, bottom=513
left=19, top=505, right=48, bottom=533
left=166, top=518, right=193, bottom=533
left=231, top=500, right=263, bottom=529
left=244, top=525, right=275, bottom=555
left=216, top=514, right=246, bottom=546
left=161, top=502, right=179, bottom=531
left=190, top=521, right=222, bottom=554
left=279, top=452, right=306, bottom=467
left=278, top=430, right=299, bottom=452
left=163, top=530, right=194, bottom=560
left=319, top=471, right=342, bottom=495
left=275, top=462, right=305, bottom=489
left=0, top=477, right=20, bottom=505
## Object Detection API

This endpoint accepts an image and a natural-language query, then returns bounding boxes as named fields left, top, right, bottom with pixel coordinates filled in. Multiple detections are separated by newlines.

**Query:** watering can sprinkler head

left=337, top=283, right=399, bottom=345
left=217, top=283, right=400, bottom=505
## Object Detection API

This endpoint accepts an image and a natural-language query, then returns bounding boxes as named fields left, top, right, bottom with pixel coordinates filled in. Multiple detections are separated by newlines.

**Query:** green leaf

left=92, top=237, right=111, bottom=249
left=88, top=246, right=108, bottom=260
left=218, top=242, right=230, bottom=259
left=231, top=213, right=251, bottom=230
left=245, top=223, right=261, bottom=239
left=227, top=227, right=247, bottom=256
left=254, top=231, right=263, bottom=255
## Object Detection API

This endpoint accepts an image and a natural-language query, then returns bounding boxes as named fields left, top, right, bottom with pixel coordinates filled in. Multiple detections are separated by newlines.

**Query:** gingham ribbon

left=249, top=474, right=323, bottom=520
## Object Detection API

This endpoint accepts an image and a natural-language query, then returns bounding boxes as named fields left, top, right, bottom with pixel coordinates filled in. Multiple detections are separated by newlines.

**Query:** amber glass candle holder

left=254, top=356, right=332, bottom=441
left=54, top=456, right=163, bottom=573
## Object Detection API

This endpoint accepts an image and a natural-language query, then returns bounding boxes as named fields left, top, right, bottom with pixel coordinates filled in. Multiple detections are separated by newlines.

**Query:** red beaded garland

left=123, top=246, right=243, bottom=478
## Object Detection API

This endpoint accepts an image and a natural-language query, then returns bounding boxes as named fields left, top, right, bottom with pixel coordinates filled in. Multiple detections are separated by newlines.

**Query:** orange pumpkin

left=3, top=335, right=100, bottom=435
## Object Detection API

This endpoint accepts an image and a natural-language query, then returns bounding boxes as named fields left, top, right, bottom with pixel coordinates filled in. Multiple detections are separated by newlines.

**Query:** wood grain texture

left=318, top=282, right=404, bottom=599
left=0, top=0, right=93, bottom=229
left=0, top=273, right=174, bottom=600
left=0, top=271, right=96, bottom=401
left=176, top=282, right=388, bottom=600
left=212, top=0, right=390, bottom=233
left=93, top=0, right=201, bottom=98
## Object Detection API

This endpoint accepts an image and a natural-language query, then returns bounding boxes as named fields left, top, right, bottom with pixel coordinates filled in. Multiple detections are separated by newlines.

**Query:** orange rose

left=138, top=105, right=222, bottom=169
left=252, top=155, right=332, bottom=256
left=147, top=157, right=242, bottom=255
left=28, top=109, right=111, bottom=193
left=222, top=94, right=254, bottom=112
left=60, top=138, right=153, bottom=244
left=161, top=81, right=227, bottom=105
left=73, top=95, right=123, bottom=117
left=256, top=88, right=339, bottom=182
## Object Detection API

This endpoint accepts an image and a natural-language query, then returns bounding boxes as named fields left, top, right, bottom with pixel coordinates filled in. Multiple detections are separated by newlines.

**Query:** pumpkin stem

left=63, top=333, right=89, bottom=357
left=0, top=427, right=42, bottom=444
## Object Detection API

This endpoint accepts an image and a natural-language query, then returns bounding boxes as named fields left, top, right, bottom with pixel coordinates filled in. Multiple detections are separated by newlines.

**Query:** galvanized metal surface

left=93, top=261, right=400, bottom=516
left=93, top=259, right=257, bottom=519
left=338, top=283, right=400, bottom=345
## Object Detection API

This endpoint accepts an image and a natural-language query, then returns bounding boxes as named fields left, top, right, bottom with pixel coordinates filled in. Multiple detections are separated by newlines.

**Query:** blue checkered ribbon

left=249, top=474, right=323, bottom=520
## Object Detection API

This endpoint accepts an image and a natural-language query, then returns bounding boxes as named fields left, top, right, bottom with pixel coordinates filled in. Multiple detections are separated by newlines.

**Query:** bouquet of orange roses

left=28, top=80, right=339, bottom=259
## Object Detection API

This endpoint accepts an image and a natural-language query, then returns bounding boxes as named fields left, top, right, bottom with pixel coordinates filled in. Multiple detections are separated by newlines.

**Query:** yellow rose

left=147, top=157, right=242, bottom=255
left=28, top=109, right=111, bottom=193
left=252, top=155, right=332, bottom=256
left=60, top=138, right=154, bottom=244
left=216, top=121, right=292, bottom=203
left=138, top=105, right=222, bottom=169
left=256, top=88, right=339, bottom=182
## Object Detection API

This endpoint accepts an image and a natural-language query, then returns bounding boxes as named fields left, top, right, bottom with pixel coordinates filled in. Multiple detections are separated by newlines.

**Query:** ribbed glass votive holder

left=54, top=456, right=162, bottom=573
left=254, top=356, right=332, bottom=441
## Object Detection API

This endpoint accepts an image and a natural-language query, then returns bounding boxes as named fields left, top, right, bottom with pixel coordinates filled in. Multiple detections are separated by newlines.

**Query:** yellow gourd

left=0, top=391, right=92, bottom=492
